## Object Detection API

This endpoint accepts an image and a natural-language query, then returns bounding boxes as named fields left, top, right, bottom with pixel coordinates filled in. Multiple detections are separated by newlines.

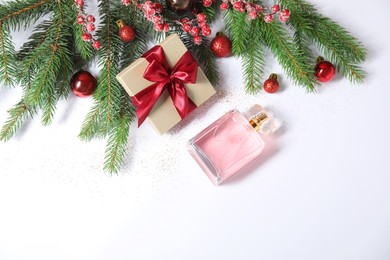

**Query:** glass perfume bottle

left=187, top=105, right=280, bottom=185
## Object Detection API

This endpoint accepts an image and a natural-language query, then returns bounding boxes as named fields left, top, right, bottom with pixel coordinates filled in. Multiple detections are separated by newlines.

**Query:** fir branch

left=309, top=17, right=366, bottom=83
left=223, top=9, right=250, bottom=56
left=95, top=0, right=118, bottom=133
left=104, top=90, right=133, bottom=174
left=23, top=0, right=66, bottom=125
left=282, top=0, right=366, bottom=63
left=313, top=16, right=366, bottom=63
left=242, top=19, right=265, bottom=93
left=16, top=20, right=52, bottom=61
left=101, top=6, right=148, bottom=174
left=280, top=0, right=366, bottom=83
left=0, top=21, right=17, bottom=86
left=283, top=2, right=315, bottom=64
left=0, top=0, right=51, bottom=30
left=79, top=101, right=105, bottom=141
left=0, top=101, right=37, bottom=141
left=55, top=42, right=74, bottom=99
left=259, top=20, right=317, bottom=92
left=79, top=0, right=137, bottom=173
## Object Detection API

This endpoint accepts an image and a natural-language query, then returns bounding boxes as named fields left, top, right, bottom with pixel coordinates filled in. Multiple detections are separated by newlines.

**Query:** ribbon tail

left=131, top=82, right=167, bottom=127
left=169, top=81, right=197, bottom=119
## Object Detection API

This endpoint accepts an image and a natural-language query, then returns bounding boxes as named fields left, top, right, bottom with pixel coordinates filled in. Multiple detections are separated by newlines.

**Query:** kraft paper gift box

left=116, top=34, right=216, bottom=134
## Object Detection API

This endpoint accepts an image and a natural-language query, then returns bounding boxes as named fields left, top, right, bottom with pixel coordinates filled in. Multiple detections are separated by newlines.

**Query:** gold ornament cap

left=116, top=20, right=126, bottom=28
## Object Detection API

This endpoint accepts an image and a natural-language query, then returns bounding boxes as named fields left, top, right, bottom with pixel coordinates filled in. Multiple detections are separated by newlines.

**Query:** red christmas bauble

left=315, top=57, right=335, bottom=82
left=210, top=32, right=232, bottom=58
left=166, top=0, right=191, bottom=12
left=263, top=74, right=279, bottom=93
left=70, top=71, right=97, bottom=97
left=117, top=20, right=136, bottom=43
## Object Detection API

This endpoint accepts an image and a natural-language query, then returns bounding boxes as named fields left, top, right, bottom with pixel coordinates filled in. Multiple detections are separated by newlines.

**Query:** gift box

left=116, top=34, right=216, bottom=134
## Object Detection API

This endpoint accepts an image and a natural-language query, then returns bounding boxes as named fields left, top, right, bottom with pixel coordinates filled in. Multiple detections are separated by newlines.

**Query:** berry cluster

left=216, top=1, right=290, bottom=23
left=140, top=1, right=170, bottom=32
left=120, top=0, right=211, bottom=45
left=74, top=0, right=101, bottom=50
left=177, top=13, right=211, bottom=45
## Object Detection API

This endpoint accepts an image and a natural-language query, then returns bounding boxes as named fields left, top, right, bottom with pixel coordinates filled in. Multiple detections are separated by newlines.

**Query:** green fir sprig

left=280, top=0, right=366, bottom=83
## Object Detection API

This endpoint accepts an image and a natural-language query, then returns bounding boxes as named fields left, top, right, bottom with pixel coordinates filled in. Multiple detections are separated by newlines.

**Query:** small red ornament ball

left=315, top=57, right=335, bottom=82
left=70, top=71, right=97, bottom=97
left=210, top=32, right=232, bottom=58
left=117, top=20, right=136, bottom=43
left=263, top=73, right=280, bottom=93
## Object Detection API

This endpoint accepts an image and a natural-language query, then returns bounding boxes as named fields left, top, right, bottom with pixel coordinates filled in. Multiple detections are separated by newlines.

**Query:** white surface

left=1, top=0, right=390, bottom=259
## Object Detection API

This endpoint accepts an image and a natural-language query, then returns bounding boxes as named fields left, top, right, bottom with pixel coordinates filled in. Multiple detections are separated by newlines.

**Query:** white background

left=1, top=0, right=390, bottom=259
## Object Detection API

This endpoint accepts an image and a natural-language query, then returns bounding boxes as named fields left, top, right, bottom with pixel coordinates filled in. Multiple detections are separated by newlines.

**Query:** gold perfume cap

left=249, top=112, right=268, bottom=132
left=245, top=104, right=281, bottom=135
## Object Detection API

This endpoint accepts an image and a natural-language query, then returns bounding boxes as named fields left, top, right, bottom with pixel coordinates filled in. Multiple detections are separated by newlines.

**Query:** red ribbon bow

left=131, top=45, right=198, bottom=127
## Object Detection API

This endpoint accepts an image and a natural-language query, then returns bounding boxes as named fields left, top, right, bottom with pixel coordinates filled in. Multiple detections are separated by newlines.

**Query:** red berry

left=163, top=23, right=170, bottom=32
left=233, top=1, right=245, bottom=12
left=153, top=15, right=162, bottom=23
left=181, top=17, right=190, bottom=24
left=271, top=4, right=280, bottom=13
left=92, top=40, right=101, bottom=50
left=87, top=23, right=95, bottom=32
left=248, top=10, right=257, bottom=20
left=193, top=36, right=202, bottom=45
left=87, top=15, right=95, bottom=23
left=220, top=2, right=229, bottom=10
left=254, top=4, right=263, bottom=12
left=75, top=0, right=84, bottom=7
left=198, top=21, right=207, bottom=29
left=264, top=14, right=274, bottom=23
left=203, top=0, right=212, bottom=7
left=154, top=3, right=162, bottom=13
left=202, top=26, right=211, bottom=36
left=76, top=15, right=84, bottom=24
left=122, top=0, right=131, bottom=6
left=82, top=33, right=92, bottom=41
left=190, top=26, right=200, bottom=36
left=154, top=23, right=164, bottom=31
left=182, top=23, right=191, bottom=32
left=279, top=14, right=289, bottom=23
left=197, top=13, right=207, bottom=23
left=263, top=74, right=279, bottom=93
left=281, top=9, right=290, bottom=18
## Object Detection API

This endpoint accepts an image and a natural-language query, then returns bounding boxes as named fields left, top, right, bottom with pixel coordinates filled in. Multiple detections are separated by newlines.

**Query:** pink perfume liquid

left=188, top=106, right=278, bottom=185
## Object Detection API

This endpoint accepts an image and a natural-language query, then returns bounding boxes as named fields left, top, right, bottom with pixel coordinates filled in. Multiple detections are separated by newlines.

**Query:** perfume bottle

left=187, top=105, right=280, bottom=185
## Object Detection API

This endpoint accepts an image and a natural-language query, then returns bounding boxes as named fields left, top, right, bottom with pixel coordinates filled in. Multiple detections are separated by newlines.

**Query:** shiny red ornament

left=117, top=20, right=136, bottom=43
left=70, top=71, right=97, bottom=97
left=210, top=32, right=232, bottom=58
left=315, top=56, right=336, bottom=82
left=263, top=74, right=279, bottom=93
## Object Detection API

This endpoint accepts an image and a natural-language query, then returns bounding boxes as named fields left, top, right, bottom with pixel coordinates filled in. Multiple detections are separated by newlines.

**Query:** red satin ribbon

left=131, top=45, right=198, bottom=127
